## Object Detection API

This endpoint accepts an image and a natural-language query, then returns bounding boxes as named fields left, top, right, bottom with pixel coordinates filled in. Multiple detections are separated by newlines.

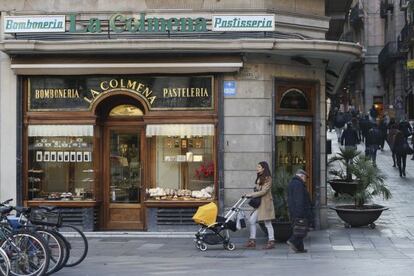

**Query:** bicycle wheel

left=1, top=230, right=50, bottom=276
left=45, top=230, right=69, bottom=273
left=35, top=229, right=64, bottom=276
left=57, top=225, right=88, bottom=267
left=0, top=248, right=10, bottom=276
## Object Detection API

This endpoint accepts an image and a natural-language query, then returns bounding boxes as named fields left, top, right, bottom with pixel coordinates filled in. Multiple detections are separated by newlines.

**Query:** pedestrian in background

left=387, top=122, right=399, bottom=167
left=378, top=117, right=388, bottom=150
left=287, top=169, right=312, bottom=253
left=328, top=107, right=337, bottom=132
left=369, top=105, right=378, bottom=123
left=394, top=130, right=409, bottom=177
left=334, top=111, right=346, bottom=143
left=365, top=123, right=381, bottom=166
left=244, top=161, right=275, bottom=250
left=341, top=122, right=359, bottom=150
left=359, top=114, right=370, bottom=143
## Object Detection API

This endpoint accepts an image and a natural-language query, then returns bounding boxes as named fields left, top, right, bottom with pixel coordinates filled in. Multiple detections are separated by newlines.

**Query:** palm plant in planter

left=328, top=147, right=361, bottom=197
left=259, top=167, right=293, bottom=241
left=330, top=156, right=391, bottom=229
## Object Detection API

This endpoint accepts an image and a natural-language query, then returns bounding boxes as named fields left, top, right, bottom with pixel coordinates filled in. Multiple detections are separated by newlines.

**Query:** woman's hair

left=256, top=161, right=271, bottom=184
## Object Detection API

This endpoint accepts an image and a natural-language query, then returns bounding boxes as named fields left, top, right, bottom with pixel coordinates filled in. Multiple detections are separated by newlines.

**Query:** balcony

left=400, top=22, right=414, bottom=50
left=350, top=4, right=364, bottom=28
left=378, top=42, right=404, bottom=72
left=339, top=31, right=355, bottom=43
left=380, top=0, right=394, bottom=18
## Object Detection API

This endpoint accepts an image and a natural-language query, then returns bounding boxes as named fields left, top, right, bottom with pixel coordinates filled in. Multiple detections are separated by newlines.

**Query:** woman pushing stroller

left=244, top=161, right=275, bottom=250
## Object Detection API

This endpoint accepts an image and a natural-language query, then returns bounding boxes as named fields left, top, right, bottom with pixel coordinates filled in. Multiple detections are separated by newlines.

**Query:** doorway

left=103, top=126, right=145, bottom=230
left=98, top=101, right=146, bottom=230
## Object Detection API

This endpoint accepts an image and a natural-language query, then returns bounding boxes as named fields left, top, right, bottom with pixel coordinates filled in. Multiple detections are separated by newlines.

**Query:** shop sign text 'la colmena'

left=83, top=79, right=156, bottom=105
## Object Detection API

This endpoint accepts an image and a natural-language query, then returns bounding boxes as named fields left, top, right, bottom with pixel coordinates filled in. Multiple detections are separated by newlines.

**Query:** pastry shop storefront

left=24, top=74, right=220, bottom=231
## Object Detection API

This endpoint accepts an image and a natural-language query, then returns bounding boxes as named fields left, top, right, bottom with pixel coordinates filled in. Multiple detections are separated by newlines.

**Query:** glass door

left=275, top=123, right=312, bottom=194
left=104, top=127, right=144, bottom=230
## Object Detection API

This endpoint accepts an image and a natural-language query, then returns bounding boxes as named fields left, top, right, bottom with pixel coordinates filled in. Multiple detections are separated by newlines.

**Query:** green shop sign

left=68, top=13, right=207, bottom=33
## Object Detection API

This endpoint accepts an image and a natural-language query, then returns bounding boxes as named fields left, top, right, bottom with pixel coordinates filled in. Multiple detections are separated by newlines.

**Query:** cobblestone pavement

left=54, top=131, right=414, bottom=276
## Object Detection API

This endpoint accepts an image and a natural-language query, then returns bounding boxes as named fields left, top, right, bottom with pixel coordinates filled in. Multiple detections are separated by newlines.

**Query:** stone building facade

left=0, top=0, right=361, bottom=230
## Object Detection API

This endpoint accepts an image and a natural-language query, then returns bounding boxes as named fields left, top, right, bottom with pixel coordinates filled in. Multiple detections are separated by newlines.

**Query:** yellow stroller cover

left=192, top=202, right=218, bottom=226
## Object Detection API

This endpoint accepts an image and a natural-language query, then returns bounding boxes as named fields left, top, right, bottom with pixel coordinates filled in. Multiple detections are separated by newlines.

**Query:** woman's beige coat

left=249, top=176, right=275, bottom=221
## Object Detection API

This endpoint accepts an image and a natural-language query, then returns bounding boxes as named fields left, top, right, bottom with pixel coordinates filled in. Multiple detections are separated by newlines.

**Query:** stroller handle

left=224, top=196, right=248, bottom=219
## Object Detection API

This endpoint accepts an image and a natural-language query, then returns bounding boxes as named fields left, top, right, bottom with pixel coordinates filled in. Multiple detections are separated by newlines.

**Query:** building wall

left=0, top=51, right=17, bottom=202
left=223, top=55, right=327, bottom=227
left=362, top=0, right=385, bottom=113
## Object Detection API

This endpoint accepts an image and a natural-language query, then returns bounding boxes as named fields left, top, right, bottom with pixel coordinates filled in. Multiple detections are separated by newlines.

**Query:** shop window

left=146, top=124, right=215, bottom=201
left=280, top=88, right=309, bottom=110
left=28, top=125, right=95, bottom=201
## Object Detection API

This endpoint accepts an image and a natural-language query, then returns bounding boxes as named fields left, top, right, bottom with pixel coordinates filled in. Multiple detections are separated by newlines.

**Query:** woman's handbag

left=293, top=218, right=308, bottom=238
left=248, top=197, right=261, bottom=209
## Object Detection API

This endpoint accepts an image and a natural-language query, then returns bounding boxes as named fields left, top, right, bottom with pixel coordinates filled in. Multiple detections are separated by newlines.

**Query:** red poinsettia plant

left=195, top=161, right=214, bottom=179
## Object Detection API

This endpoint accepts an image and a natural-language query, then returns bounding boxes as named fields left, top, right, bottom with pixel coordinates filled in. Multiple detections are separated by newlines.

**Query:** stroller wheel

left=199, top=243, right=208, bottom=251
left=224, top=242, right=236, bottom=251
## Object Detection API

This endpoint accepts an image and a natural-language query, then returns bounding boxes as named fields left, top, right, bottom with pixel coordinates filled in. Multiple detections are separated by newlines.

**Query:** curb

left=61, top=231, right=195, bottom=238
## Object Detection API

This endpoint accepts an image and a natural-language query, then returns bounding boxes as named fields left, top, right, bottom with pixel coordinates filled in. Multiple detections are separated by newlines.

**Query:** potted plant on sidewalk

left=259, top=167, right=293, bottom=241
left=330, top=156, right=391, bottom=228
left=328, top=147, right=360, bottom=197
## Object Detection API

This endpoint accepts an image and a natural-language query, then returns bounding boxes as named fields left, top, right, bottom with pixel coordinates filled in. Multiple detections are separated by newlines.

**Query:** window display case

left=146, top=135, right=215, bottom=201
left=27, top=125, right=95, bottom=201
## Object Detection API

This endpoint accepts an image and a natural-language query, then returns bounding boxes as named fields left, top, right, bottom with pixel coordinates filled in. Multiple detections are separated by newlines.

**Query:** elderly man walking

left=286, top=169, right=312, bottom=253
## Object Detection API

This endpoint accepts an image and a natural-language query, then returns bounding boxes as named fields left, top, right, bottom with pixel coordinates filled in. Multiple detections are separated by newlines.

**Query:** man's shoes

left=286, top=240, right=298, bottom=253
left=297, top=249, right=308, bottom=253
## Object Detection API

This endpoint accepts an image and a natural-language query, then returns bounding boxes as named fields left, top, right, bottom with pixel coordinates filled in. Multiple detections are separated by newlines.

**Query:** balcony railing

left=378, top=41, right=404, bottom=72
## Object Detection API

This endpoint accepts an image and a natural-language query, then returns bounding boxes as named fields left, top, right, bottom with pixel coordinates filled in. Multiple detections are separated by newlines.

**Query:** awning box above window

left=146, top=124, right=214, bottom=137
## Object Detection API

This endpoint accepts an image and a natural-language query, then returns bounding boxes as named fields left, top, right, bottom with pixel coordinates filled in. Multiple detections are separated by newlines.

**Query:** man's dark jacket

left=287, top=176, right=312, bottom=221
left=365, top=127, right=381, bottom=147
left=341, top=128, right=359, bottom=146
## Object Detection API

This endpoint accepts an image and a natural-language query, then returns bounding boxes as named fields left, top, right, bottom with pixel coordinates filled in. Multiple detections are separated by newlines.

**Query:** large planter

left=328, top=179, right=358, bottom=197
left=330, top=204, right=388, bottom=229
left=259, top=221, right=292, bottom=242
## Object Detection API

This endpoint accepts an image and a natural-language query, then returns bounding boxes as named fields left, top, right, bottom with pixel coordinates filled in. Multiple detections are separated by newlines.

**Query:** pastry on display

left=146, top=186, right=214, bottom=200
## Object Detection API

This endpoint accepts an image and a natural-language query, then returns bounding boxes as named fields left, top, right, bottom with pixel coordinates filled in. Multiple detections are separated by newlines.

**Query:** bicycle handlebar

left=1, top=198, right=13, bottom=205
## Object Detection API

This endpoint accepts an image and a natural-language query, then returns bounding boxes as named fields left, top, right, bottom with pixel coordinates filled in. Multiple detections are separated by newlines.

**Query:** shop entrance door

left=103, top=127, right=144, bottom=230
left=275, top=123, right=313, bottom=195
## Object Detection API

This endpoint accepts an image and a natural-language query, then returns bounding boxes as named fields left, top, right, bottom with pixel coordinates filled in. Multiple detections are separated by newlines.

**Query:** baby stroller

left=192, top=196, right=248, bottom=251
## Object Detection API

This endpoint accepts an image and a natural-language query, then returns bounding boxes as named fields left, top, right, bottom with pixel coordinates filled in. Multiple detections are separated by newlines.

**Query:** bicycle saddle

left=0, top=206, right=13, bottom=216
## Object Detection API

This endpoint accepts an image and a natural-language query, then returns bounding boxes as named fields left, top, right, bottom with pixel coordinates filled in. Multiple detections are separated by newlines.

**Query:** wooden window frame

left=275, top=81, right=314, bottom=117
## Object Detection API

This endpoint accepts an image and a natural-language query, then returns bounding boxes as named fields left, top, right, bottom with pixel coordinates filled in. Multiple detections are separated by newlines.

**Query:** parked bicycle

left=0, top=201, right=50, bottom=276
left=0, top=199, right=88, bottom=275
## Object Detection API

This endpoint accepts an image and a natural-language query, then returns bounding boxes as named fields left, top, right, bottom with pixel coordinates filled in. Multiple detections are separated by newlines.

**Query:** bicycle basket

left=29, top=209, right=62, bottom=227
